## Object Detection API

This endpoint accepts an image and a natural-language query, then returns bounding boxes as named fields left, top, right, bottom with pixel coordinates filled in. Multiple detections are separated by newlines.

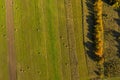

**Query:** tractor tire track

left=6, top=0, right=17, bottom=80
left=64, top=0, right=80, bottom=80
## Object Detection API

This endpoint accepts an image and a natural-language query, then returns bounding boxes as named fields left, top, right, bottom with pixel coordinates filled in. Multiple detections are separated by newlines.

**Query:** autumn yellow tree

left=94, top=0, right=103, bottom=58
left=94, top=0, right=104, bottom=78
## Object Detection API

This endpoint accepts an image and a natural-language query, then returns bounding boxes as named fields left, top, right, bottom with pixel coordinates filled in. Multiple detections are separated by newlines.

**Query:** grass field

left=7, top=0, right=120, bottom=80
left=0, top=0, right=9, bottom=80
left=1, top=0, right=120, bottom=80
left=9, top=0, right=89, bottom=80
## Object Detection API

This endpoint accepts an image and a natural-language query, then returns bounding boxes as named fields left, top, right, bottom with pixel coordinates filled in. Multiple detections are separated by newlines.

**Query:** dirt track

left=64, top=0, right=80, bottom=80
left=6, top=0, right=16, bottom=80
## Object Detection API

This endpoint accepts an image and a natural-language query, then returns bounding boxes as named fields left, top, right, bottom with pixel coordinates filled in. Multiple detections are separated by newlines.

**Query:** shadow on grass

left=102, top=0, right=115, bottom=5
left=114, top=9, right=120, bottom=27
left=85, top=0, right=100, bottom=61
left=113, top=9, right=120, bottom=57
left=111, top=30, right=120, bottom=58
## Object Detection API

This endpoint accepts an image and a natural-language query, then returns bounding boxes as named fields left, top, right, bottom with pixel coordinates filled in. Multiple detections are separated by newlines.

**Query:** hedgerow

left=94, top=0, right=104, bottom=78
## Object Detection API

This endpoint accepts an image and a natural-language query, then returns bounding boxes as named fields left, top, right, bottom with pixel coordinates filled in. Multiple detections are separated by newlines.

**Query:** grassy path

left=65, top=0, right=88, bottom=80
left=71, top=0, right=89, bottom=80
left=64, top=0, right=80, bottom=80
left=64, top=0, right=89, bottom=80
left=57, top=0, right=71, bottom=80
left=6, top=0, right=17, bottom=79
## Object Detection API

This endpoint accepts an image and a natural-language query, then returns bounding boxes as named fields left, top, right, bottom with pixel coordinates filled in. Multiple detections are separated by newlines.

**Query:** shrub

left=104, top=59, right=120, bottom=77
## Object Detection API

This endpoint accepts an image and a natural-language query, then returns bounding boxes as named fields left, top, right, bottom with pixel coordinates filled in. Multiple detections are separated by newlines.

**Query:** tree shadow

left=114, top=18, right=120, bottom=26
left=84, top=0, right=100, bottom=61
left=114, top=9, right=120, bottom=27
left=111, top=30, right=120, bottom=57
left=113, top=9, right=120, bottom=57
left=102, top=0, right=115, bottom=5
left=103, top=0, right=110, bottom=4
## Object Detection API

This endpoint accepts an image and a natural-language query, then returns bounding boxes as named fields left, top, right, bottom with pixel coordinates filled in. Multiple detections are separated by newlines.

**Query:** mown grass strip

left=64, top=0, right=80, bottom=80
left=57, top=0, right=71, bottom=80
left=71, top=0, right=89, bottom=80
left=43, top=0, right=63, bottom=80
left=13, top=0, right=47, bottom=80
left=0, top=0, right=9, bottom=80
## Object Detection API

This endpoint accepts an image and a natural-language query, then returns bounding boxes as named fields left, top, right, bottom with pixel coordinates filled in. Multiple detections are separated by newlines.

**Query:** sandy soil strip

left=6, top=0, right=17, bottom=80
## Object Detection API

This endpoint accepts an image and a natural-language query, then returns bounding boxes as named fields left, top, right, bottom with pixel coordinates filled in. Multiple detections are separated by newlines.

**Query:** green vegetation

left=0, top=0, right=9, bottom=80
left=13, top=0, right=48, bottom=79
left=57, top=0, right=71, bottom=80
left=0, top=0, right=119, bottom=79
left=12, top=0, right=88, bottom=80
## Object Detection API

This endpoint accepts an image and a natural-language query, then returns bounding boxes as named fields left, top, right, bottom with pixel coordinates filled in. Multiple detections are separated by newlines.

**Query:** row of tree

left=94, top=0, right=104, bottom=78
left=94, top=0, right=103, bottom=58
left=92, top=0, right=120, bottom=79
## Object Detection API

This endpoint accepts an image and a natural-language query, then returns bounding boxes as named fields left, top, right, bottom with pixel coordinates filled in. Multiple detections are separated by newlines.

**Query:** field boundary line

left=5, top=0, right=17, bottom=80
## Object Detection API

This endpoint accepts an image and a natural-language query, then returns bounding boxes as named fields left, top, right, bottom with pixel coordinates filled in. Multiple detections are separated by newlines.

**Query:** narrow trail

left=64, top=0, right=80, bottom=80
left=6, top=0, right=17, bottom=80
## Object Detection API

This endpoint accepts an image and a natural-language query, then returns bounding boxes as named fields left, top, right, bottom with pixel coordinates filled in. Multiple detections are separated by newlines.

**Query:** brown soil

left=6, top=0, right=17, bottom=80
